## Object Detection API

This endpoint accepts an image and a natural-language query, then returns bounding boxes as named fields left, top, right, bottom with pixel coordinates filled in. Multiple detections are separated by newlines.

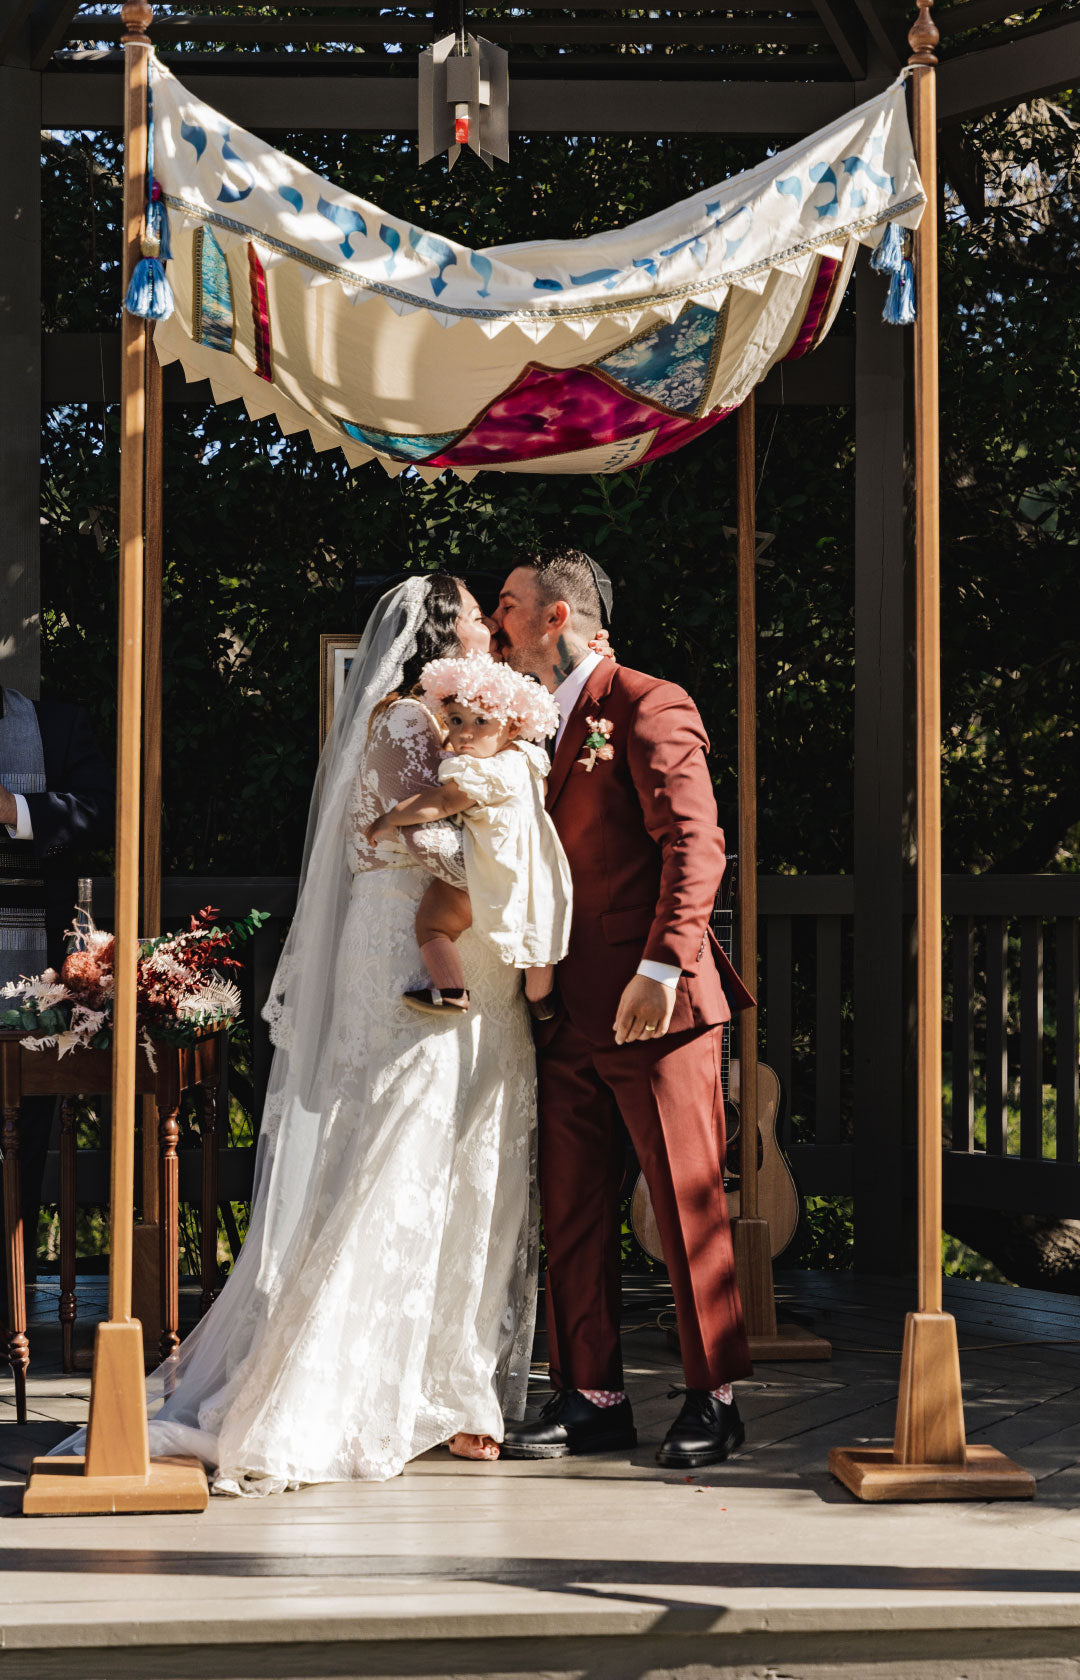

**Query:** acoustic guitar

left=629, top=858, right=800, bottom=1263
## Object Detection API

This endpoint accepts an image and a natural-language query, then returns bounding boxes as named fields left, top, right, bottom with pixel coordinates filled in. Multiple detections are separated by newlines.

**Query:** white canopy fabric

left=149, top=59, right=925, bottom=478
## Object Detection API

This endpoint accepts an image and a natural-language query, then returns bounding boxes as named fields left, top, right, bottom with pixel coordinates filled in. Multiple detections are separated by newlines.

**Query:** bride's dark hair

left=366, top=571, right=468, bottom=729
left=398, top=572, right=467, bottom=695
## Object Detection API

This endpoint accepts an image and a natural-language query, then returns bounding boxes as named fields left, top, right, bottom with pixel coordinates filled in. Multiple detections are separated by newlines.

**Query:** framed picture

left=319, top=634, right=361, bottom=747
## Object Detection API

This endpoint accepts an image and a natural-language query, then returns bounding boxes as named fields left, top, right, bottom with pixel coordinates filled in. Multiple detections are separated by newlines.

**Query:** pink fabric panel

left=247, top=242, right=273, bottom=383
left=430, top=365, right=676, bottom=467
left=782, top=256, right=839, bottom=363
left=639, top=406, right=733, bottom=463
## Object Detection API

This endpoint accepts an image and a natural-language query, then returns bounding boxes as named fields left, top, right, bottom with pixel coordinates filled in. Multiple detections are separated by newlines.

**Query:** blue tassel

left=124, top=257, right=174, bottom=320
left=882, top=258, right=916, bottom=326
left=870, top=219, right=904, bottom=275
left=147, top=193, right=172, bottom=262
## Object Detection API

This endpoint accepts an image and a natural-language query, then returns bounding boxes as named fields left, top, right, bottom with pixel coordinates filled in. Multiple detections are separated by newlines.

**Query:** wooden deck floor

left=2, top=1271, right=1080, bottom=1678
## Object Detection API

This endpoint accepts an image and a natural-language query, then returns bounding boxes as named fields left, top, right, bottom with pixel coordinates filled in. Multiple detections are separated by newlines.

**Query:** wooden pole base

left=750, top=1321, right=832, bottom=1362
left=732, top=1216, right=777, bottom=1338
left=22, top=1454, right=210, bottom=1516
left=829, top=1443, right=1035, bottom=1503
left=829, top=1310, right=1035, bottom=1502
left=733, top=1216, right=831, bottom=1361
left=895, top=1309, right=965, bottom=1464
left=22, top=1319, right=208, bottom=1516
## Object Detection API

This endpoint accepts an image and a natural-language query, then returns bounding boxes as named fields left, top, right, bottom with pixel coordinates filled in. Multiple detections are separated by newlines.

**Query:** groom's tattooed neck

left=552, top=634, right=588, bottom=687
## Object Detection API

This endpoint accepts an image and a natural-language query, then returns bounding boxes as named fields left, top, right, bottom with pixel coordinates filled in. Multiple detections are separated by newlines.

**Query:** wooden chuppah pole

left=730, top=393, right=829, bottom=1362
left=911, top=5, right=943, bottom=1334
left=730, top=395, right=774, bottom=1340
left=735, top=394, right=760, bottom=1227
left=829, top=3, right=1032, bottom=1501
left=23, top=0, right=206, bottom=1515
left=131, top=327, right=164, bottom=1347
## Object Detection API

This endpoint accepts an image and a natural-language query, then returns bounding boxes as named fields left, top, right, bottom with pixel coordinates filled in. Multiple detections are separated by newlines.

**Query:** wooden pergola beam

left=938, top=16, right=1080, bottom=119
left=74, top=15, right=832, bottom=44
left=0, top=0, right=36, bottom=60
left=807, top=0, right=867, bottom=78
left=28, top=0, right=82, bottom=68
left=42, top=65, right=862, bottom=130
left=937, top=0, right=1050, bottom=36
left=849, top=0, right=902, bottom=67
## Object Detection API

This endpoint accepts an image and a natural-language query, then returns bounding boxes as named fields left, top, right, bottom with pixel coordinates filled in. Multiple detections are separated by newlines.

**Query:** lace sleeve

left=349, top=700, right=467, bottom=889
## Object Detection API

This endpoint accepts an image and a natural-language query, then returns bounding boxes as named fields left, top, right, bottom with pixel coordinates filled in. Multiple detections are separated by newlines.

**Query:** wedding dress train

left=57, top=666, right=539, bottom=1493
left=157, top=696, right=538, bottom=1490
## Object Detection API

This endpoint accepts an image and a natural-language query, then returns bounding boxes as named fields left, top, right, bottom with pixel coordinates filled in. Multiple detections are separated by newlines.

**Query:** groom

left=493, top=547, right=754, bottom=1468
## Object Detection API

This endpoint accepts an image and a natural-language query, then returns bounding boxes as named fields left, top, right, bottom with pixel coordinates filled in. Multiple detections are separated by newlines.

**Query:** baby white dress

left=438, top=739, right=572, bottom=969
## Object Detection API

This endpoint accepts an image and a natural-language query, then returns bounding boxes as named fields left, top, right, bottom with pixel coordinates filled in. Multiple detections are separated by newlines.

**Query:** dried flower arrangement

left=0, top=906, right=268, bottom=1064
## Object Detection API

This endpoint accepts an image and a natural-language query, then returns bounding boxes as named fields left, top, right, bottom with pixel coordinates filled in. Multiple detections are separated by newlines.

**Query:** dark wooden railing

left=938, top=876, right=1080, bottom=1218
left=757, top=875, right=855, bottom=1195
left=756, top=874, right=1080, bottom=1214
left=45, top=872, right=1079, bottom=1273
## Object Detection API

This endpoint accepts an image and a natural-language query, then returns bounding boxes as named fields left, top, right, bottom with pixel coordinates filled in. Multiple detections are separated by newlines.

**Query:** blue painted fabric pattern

left=192, top=226, right=234, bottom=352
left=595, top=304, right=722, bottom=416
left=342, top=422, right=459, bottom=462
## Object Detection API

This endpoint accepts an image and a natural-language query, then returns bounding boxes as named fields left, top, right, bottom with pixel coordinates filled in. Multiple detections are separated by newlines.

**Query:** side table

left=0, top=1029, right=224, bottom=1423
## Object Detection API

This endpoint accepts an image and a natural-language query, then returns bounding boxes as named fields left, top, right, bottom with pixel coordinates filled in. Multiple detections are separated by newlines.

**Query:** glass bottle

left=68, top=877, right=94, bottom=953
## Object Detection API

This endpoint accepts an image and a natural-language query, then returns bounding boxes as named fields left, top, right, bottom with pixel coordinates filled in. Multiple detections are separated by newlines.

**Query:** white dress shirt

left=552, top=652, right=681, bottom=992
left=5, top=794, right=32, bottom=841
left=553, top=648, right=603, bottom=749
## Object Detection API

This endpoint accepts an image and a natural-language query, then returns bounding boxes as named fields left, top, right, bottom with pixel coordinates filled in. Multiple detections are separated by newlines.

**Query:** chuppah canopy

left=148, top=59, right=925, bottom=480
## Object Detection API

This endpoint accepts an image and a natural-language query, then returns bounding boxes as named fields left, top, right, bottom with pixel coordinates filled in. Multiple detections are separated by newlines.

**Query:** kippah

left=585, top=555, right=613, bottom=625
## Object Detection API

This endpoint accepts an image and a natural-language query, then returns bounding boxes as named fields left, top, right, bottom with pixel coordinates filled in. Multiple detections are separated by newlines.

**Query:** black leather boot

left=500, top=1389, right=637, bottom=1459
left=656, top=1388, right=745, bottom=1468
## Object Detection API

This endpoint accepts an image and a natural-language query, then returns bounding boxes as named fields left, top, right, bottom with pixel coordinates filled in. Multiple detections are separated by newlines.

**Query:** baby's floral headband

left=420, top=652, right=560, bottom=744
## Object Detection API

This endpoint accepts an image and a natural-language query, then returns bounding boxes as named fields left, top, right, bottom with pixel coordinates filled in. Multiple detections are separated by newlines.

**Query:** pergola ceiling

left=2, top=0, right=1078, bottom=95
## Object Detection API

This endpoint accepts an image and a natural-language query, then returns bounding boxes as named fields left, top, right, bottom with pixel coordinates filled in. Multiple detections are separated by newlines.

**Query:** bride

left=135, top=574, right=539, bottom=1491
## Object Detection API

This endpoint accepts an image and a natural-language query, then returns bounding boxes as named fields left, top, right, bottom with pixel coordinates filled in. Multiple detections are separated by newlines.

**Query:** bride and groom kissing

left=119, top=547, right=755, bottom=1493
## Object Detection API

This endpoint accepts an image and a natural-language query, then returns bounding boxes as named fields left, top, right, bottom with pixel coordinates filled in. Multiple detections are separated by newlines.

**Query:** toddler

left=365, top=652, right=572, bottom=1019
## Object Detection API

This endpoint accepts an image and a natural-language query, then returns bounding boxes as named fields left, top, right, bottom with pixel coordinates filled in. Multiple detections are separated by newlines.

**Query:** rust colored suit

left=539, top=658, right=754, bottom=1391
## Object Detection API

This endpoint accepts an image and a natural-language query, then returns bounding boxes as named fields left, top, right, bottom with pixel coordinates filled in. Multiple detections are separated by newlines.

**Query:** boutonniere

left=577, top=716, right=615, bottom=773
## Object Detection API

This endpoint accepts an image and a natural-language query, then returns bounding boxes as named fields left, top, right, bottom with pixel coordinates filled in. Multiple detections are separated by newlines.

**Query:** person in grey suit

left=0, top=687, right=112, bottom=1293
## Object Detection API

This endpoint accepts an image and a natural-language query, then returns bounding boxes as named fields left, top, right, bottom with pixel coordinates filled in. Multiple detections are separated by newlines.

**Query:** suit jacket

left=545, top=660, right=754, bottom=1045
left=0, top=690, right=114, bottom=965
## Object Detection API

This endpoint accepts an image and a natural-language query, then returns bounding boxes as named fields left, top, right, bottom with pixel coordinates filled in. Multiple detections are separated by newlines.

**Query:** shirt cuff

left=4, top=794, right=32, bottom=842
left=637, top=958, right=681, bottom=989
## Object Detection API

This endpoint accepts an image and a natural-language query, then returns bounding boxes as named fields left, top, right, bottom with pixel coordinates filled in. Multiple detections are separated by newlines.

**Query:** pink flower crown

left=419, top=652, right=560, bottom=744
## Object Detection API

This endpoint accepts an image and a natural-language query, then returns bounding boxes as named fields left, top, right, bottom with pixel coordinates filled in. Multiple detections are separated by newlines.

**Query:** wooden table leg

left=157, top=1056, right=182, bottom=1366
left=59, top=1096, right=78, bottom=1374
left=198, top=1051, right=219, bottom=1316
left=1, top=1084, right=29, bottom=1425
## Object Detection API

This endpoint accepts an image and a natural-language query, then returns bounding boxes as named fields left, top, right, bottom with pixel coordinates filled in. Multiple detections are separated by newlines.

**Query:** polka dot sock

left=578, top=1384, right=734, bottom=1408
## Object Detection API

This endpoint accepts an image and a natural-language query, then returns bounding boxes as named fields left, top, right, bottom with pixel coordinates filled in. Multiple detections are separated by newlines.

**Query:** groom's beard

left=500, top=637, right=550, bottom=682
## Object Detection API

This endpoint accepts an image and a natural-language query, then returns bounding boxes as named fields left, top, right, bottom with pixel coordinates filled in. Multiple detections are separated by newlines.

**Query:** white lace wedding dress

left=59, top=694, right=538, bottom=1493
left=217, top=700, right=538, bottom=1488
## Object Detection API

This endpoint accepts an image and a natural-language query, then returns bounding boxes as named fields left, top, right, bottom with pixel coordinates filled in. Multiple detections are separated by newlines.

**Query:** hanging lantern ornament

left=418, top=26, right=509, bottom=170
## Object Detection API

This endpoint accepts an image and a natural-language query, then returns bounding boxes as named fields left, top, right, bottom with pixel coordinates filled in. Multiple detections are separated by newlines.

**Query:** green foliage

left=939, top=96, right=1080, bottom=872
left=139, top=907, right=269, bottom=959
left=778, top=1195, right=855, bottom=1272
left=39, top=123, right=864, bottom=876
left=40, top=99, right=1078, bottom=879
left=34, top=89, right=1080, bottom=1281
left=942, top=1232, right=1009, bottom=1283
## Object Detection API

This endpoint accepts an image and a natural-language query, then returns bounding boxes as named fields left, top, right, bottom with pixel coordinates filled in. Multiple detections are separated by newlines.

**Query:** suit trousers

left=538, top=1016, right=752, bottom=1392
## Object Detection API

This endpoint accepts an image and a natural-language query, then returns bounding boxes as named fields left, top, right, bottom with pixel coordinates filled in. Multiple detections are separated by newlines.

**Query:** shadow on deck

left=1, top=1271, right=1079, bottom=1679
